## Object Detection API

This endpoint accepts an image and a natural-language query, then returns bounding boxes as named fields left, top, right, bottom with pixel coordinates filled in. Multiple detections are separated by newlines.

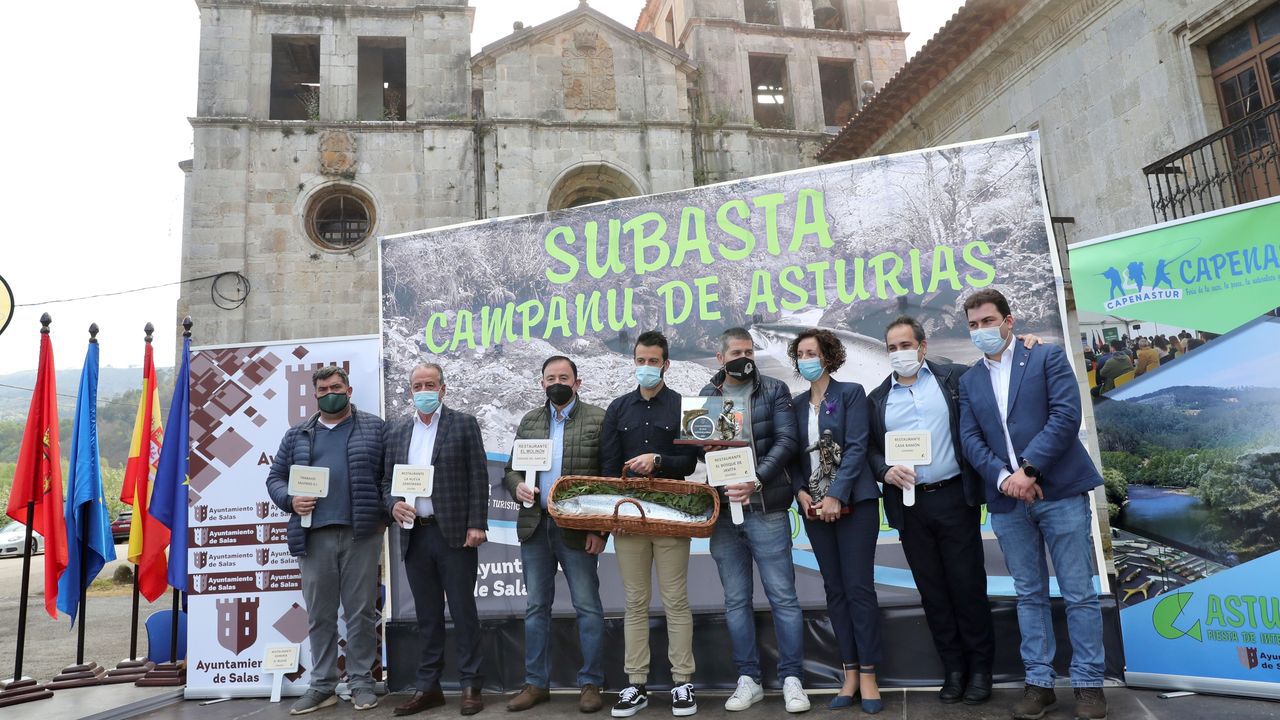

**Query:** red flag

left=7, top=327, right=68, bottom=619
left=120, top=342, right=169, bottom=602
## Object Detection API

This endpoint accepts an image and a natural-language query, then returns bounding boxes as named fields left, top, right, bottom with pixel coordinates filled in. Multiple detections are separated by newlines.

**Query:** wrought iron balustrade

left=1143, top=99, right=1280, bottom=222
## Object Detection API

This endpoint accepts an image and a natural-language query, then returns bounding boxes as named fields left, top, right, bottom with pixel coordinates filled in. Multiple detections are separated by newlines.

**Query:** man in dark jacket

left=699, top=327, right=805, bottom=713
left=382, top=363, right=489, bottom=717
left=867, top=316, right=995, bottom=705
left=502, top=356, right=607, bottom=714
left=265, top=365, right=386, bottom=715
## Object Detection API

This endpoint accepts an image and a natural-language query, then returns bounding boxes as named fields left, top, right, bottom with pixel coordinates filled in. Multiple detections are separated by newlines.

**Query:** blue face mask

left=635, top=366, right=662, bottom=389
left=413, top=391, right=441, bottom=415
left=970, top=323, right=1008, bottom=356
left=797, top=358, right=824, bottom=381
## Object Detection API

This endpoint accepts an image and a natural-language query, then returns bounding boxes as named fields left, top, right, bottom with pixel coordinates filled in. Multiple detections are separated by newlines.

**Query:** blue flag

left=57, top=338, right=117, bottom=622
left=152, top=336, right=190, bottom=592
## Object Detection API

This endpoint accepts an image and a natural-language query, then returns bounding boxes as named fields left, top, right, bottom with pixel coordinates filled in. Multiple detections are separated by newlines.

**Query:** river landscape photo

left=1094, top=317, right=1280, bottom=607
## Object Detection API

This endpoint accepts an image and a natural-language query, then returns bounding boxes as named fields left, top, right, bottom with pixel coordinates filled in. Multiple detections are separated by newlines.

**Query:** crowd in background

left=1083, top=329, right=1218, bottom=393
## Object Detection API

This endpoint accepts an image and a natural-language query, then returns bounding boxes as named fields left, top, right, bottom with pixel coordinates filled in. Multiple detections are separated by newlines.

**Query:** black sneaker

left=671, top=683, right=696, bottom=717
left=612, top=684, right=648, bottom=718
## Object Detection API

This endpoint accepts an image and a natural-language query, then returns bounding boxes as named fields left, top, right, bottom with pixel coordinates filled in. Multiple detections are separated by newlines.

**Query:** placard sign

left=705, top=446, right=756, bottom=525
left=288, top=465, right=330, bottom=528
left=511, top=439, right=553, bottom=509
left=392, top=465, right=435, bottom=529
left=885, top=430, right=931, bottom=508
left=263, top=644, right=300, bottom=703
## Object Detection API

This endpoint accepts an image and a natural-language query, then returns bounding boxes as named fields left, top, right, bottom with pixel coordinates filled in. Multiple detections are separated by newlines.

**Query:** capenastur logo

left=0, top=274, right=14, bottom=338
left=1152, top=591, right=1202, bottom=642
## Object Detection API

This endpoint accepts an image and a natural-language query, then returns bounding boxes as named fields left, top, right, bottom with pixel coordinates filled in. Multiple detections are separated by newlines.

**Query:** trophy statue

left=806, top=428, right=842, bottom=502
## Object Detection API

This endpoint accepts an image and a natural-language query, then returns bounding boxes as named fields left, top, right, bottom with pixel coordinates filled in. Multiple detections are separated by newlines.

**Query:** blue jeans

left=990, top=492, right=1104, bottom=688
left=709, top=510, right=805, bottom=683
left=521, top=516, right=605, bottom=688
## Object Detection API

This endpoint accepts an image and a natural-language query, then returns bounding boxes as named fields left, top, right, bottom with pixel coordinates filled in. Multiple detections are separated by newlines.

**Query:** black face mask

left=724, top=357, right=757, bottom=382
left=546, top=383, right=574, bottom=406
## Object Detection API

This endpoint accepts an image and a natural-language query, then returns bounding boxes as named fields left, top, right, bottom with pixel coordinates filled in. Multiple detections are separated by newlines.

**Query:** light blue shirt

left=884, top=365, right=961, bottom=484
left=538, top=398, right=575, bottom=508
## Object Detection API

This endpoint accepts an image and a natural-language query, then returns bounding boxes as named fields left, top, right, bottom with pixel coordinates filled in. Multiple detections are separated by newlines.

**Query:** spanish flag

left=7, top=322, right=68, bottom=618
left=120, top=341, right=170, bottom=602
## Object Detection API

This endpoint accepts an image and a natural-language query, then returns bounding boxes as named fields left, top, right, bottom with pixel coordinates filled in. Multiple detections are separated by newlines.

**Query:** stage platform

left=76, top=685, right=1280, bottom=719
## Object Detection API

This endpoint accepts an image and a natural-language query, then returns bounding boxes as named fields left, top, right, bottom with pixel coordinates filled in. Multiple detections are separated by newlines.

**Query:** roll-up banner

left=378, top=132, right=1121, bottom=689
left=1068, top=196, right=1280, bottom=700
left=184, top=336, right=382, bottom=699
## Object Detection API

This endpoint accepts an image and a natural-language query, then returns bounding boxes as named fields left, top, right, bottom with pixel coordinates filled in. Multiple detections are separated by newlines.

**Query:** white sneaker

left=724, top=676, right=764, bottom=712
left=782, top=677, right=810, bottom=713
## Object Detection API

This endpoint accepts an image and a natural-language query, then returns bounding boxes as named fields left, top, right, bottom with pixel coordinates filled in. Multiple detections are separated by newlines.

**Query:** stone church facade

left=179, top=0, right=906, bottom=346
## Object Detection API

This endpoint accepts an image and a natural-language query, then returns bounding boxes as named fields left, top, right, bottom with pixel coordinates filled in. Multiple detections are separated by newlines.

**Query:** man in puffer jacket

left=265, top=365, right=386, bottom=714
left=699, top=327, right=807, bottom=714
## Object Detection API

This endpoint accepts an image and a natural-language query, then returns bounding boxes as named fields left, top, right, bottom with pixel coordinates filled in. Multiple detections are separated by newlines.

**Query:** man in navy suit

left=957, top=289, right=1106, bottom=720
left=383, top=363, right=489, bottom=717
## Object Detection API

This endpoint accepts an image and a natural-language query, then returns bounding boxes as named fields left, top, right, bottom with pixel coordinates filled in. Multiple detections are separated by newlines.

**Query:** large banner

left=380, top=133, right=1120, bottom=688
left=184, top=336, right=381, bottom=698
left=1068, top=198, right=1280, bottom=699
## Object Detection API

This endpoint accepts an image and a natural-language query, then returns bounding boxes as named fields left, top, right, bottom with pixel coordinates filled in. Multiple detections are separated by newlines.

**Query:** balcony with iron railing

left=1143, top=99, right=1280, bottom=222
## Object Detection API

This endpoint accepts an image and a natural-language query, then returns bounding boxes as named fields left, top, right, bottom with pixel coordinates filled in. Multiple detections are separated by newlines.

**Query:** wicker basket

left=547, top=475, right=720, bottom=538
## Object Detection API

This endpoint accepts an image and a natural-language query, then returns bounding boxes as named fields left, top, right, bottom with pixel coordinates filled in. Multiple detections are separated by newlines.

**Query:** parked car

left=111, top=510, right=133, bottom=543
left=0, top=522, right=44, bottom=557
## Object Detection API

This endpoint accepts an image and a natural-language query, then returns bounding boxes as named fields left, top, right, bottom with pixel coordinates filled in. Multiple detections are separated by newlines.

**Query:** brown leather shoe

left=579, top=684, right=603, bottom=713
left=506, top=684, right=550, bottom=711
left=461, top=687, right=484, bottom=716
left=1011, top=684, right=1056, bottom=720
left=394, top=688, right=445, bottom=717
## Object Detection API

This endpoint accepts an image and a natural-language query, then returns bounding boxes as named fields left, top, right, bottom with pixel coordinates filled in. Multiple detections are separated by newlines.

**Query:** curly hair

left=787, top=328, right=846, bottom=374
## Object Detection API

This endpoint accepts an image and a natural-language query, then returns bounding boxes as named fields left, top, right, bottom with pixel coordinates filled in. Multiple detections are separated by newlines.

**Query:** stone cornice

left=189, top=117, right=477, bottom=130
left=193, top=1, right=472, bottom=19
left=678, top=17, right=905, bottom=47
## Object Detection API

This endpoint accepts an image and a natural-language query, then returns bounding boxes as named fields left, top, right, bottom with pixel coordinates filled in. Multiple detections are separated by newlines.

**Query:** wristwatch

left=1020, top=460, right=1041, bottom=480
left=653, top=453, right=663, bottom=470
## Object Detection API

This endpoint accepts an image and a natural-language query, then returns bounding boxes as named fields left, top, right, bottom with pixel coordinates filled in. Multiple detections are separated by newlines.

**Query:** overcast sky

left=0, top=0, right=962, bottom=375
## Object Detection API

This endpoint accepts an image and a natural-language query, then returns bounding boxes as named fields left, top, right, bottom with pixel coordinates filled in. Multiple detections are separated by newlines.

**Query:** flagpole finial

left=182, top=316, right=193, bottom=339
left=89, top=323, right=99, bottom=344
left=144, top=322, right=155, bottom=344
left=40, top=313, right=51, bottom=333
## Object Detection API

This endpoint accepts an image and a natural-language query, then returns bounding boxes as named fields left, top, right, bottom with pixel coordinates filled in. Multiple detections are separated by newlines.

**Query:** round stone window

left=304, top=186, right=376, bottom=250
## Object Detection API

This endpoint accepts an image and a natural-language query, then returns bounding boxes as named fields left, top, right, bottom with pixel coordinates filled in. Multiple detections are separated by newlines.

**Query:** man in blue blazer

left=957, top=289, right=1106, bottom=720
left=383, top=363, right=489, bottom=717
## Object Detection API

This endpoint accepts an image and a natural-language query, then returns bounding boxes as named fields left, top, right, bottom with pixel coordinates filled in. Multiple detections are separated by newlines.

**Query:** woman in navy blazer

left=786, top=329, right=883, bottom=714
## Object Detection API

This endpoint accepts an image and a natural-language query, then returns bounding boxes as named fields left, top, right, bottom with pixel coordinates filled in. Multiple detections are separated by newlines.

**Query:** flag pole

left=0, top=315, right=55, bottom=707
left=50, top=324, right=107, bottom=689
left=137, top=317, right=191, bottom=688
left=105, top=323, right=156, bottom=683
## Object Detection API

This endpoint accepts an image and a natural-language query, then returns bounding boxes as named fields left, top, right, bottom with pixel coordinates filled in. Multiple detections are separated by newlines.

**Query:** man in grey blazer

left=383, top=363, right=489, bottom=717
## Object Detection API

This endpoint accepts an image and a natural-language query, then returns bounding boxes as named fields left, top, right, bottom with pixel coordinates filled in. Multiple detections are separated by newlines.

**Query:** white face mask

left=889, top=349, right=923, bottom=377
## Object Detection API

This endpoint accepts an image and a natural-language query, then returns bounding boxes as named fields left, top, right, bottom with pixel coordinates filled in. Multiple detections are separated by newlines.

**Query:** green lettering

left=1261, top=597, right=1280, bottom=629
left=695, top=275, right=722, bottom=321
left=424, top=313, right=450, bottom=353
left=716, top=200, right=755, bottom=260
left=480, top=303, right=518, bottom=346
left=586, top=220, right=626, bottom=279
left=806, top=261, right=830, bottom=307
left=658, top=280, right=694, bottom=325
left=908, top=248, right=925, bottom=295
left=517, top=299, right=545, bottom=339
left=627, top=212, right=670, bottom=275
left=573, top=292, right=605, bottom=335
left=543, top=296, right=571, bottom=338
left=779, top=265, right=809, bottom=311
left=1227, top=595, right=1245, bottom=628
left=927, top=247, right=962, bottom=292
left=448, top=310, right=475, bottom=352
left=790, top=189, right=835, bottom=251
left=673, top=207, right=714, bottom=268
left=963, top=240, right=996, bottom=287
left=747, top=270, right=778, bottom=315
left=752, top=193, right=786, bottom=255
left=834, top=258, right=870, bottom=302
left=607, top=288, right=637, bottom=331
left=544, top=226, right=578, bottom=284
left=871, top=252, right=909, bottom=299
left=1207, top=595, right=1226, bottom=627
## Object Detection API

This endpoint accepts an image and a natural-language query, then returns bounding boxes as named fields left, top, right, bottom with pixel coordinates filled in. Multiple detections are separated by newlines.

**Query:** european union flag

left=57, top=336, right=116, bottom=622
left=151, top=334, right=191, bottom=592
